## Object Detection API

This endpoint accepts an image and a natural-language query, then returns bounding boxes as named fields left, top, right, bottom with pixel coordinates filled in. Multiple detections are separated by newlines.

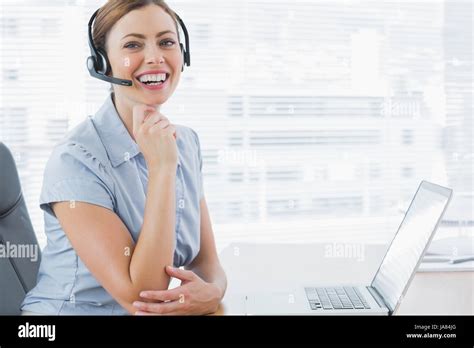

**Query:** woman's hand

left=132, top=266, right=222, bottom=315
left=132, top=104, right=177, bottom=171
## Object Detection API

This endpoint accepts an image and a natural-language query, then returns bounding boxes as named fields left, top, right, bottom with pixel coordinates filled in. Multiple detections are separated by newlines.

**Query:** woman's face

left=105, top=5, right=183, bottom=106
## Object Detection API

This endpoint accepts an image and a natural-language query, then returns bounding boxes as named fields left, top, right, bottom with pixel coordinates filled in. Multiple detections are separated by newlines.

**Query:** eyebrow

left=121, top=30, right=176, bottom=40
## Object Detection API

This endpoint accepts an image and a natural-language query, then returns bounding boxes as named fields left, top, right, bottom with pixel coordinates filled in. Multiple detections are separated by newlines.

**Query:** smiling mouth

left=135, top=73, right=170, bottom=86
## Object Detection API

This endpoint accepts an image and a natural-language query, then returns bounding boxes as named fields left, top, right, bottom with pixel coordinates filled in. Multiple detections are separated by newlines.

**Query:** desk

left=214, top=242, right=474, bottom=315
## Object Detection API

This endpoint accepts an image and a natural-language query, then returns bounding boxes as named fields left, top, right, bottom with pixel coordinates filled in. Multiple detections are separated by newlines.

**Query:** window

left=401, top=167, right=414, bottom=178
left=1, top=0, right=472, bottom=254
left=402, top=129, right=414, bottom=145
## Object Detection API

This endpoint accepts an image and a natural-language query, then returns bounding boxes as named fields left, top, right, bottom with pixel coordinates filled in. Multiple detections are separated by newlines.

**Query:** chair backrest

left=0, top=142, right=41, bottom=314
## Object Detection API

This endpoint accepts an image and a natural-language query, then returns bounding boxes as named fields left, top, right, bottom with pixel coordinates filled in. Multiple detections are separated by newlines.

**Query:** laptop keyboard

left=305, top=287, right=371, bottom=310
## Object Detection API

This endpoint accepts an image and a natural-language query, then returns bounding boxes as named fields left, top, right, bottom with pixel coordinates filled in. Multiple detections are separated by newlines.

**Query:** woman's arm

left=52, top=166, right=176, bottom=315
left=184, top=197, right=227, bottom=299
left=133, top=197, right=227, bottom=315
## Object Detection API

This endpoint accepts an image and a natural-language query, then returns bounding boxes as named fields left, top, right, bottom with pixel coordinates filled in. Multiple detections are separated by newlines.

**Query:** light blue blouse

left=21, top=93, right=204, bottom=315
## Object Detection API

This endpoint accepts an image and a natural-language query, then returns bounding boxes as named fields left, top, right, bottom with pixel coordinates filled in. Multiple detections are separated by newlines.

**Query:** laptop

left=244, top=180, right=453, bottom=315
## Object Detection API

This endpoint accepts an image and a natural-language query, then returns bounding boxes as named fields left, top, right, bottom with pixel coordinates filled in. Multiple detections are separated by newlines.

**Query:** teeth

left=138, top=73, right=167, bottom=83
left=145, top=81, right=163, bottom=86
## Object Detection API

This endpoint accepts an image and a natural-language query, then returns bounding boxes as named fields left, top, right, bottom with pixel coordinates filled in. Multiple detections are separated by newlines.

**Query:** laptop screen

left=371, top=181, right=452, bottom=312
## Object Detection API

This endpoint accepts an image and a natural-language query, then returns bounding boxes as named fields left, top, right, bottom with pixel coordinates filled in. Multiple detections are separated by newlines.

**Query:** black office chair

left=0, top=142, right=41, bottom=314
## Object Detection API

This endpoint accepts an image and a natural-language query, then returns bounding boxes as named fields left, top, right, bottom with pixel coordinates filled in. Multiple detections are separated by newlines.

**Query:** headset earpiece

left=96, top=48, right=110, bottom=75
left=175, top=12, right=190, bottom=68
left=180, top=43, right=185, bottom=72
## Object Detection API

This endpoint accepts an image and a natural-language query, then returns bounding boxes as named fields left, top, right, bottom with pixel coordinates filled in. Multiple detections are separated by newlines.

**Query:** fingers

left=159, top=119, right=170, bottom=129
left=134, top=310, right=157, bottom=316
left=139, top=287, right=183, bottom=302
left=132, top=104, right=176, bottom=139
left=143, top=112, right=167, bottom=128
left=149, top=123, right=176, bottom=138
left=165, top=265, right=196, bottom=281
left=133, top=300, right=183, bottom=315
left=132, top=104, right=155, bottom=133
left=168, top=125, right=177, bottom=138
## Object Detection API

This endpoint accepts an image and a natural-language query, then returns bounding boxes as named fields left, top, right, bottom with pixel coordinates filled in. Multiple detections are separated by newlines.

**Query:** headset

left=86, top=7, right=190, bottom=86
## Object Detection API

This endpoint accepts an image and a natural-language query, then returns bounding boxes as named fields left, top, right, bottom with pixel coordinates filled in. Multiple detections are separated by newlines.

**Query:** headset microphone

left=86, top=57, right=133, bottom=86
left=86, top=8, right=190, bottom=87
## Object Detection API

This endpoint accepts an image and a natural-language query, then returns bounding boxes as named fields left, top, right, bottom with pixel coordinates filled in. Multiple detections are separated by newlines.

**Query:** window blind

left=1, top=0, right=472, bottom=252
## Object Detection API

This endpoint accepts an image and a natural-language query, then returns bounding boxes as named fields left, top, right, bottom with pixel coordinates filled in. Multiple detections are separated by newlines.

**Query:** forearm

left=128, top=167, right=176, bottom=296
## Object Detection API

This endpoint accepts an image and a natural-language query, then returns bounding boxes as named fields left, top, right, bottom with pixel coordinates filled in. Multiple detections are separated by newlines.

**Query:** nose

left=144, top=44, right=165, bottom=64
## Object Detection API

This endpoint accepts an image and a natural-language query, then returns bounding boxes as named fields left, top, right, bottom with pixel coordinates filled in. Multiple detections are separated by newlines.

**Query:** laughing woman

left=21, top=0, right=226, bottom=315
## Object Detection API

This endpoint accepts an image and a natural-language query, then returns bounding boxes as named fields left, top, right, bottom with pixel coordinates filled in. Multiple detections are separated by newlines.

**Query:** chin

left=140, top=94, right=168, bottom=105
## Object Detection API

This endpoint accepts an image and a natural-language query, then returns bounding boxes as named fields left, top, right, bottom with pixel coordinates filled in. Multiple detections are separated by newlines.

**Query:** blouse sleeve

left=39, top=142, right=115, bottom=218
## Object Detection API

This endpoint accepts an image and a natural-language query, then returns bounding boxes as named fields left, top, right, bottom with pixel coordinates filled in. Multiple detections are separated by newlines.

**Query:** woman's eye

left=161, top=39, right=176, bottom=47
left=124, top=40, right=175, bottom=49
left=124, top=42, right=140, bottom=49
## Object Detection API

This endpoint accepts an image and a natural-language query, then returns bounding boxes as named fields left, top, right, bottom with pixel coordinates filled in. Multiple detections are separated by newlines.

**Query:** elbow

left=117, top=273, right=172, bottom=315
